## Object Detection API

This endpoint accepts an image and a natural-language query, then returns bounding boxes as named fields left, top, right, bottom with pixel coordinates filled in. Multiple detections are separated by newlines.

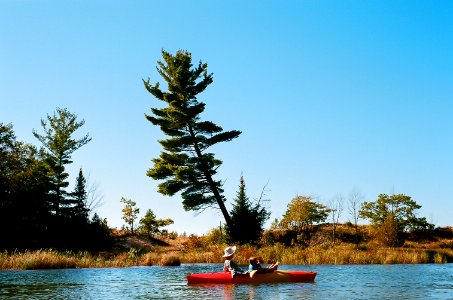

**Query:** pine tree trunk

left=188, top=125, right=232, bottom=228
left=204, top=170, right=232, bottom=227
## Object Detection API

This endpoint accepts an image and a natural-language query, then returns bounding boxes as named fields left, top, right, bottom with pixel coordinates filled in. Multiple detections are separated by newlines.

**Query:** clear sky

left=1, top=1, right=452, bottom=235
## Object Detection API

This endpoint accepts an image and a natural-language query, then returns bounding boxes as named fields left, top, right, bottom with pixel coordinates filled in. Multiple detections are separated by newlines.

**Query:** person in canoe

left=223, top=246, right=249, bottom=278
left=248, top=257, right=279, bottom=274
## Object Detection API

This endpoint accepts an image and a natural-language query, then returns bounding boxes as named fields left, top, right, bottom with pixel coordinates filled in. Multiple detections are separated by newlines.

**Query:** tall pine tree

left=144, top=49, right=241, bottom=228
left=227, top=176, right=270, bottom=244
left=33, top=108, right=91, bottom=217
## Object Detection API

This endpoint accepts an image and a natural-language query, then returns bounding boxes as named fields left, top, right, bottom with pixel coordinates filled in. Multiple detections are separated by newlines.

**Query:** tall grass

left=0, top=249, right=140, bottom=270
left=1, top=243, right=452, bottom=270
left=0, top=249, right=77, bottom=270
left=0, top=248, right=213, bottom=270
left=247, top=245, right=453, bottom=265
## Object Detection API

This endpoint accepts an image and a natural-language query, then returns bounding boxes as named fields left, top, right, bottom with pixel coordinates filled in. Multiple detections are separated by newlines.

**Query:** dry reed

left=222, top=244, right=453, bottom=265
left=1, top=243, right=452, bottom=270
left=159, top=252, right=181, bottom=266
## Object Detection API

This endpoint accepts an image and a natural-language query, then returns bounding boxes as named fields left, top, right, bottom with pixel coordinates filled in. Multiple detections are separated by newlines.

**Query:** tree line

left=118, top=175, right=270, bottom=245
left=119, top=197, right=174, bottom=240
left=0, top=109, right=111, bottom=251
left=1, top=49, right=436, bottom=252
left=270, top=192, right=434, bottom=248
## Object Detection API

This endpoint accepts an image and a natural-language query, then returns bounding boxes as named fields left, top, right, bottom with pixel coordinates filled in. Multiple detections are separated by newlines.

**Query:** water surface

left=1, top=264, right=452, bottom=299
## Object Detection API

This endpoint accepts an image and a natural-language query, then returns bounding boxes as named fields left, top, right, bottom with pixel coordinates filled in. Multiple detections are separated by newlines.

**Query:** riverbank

left=2, top=225, right=453, bottom=270
left=1, top=234, right=453, bottom=270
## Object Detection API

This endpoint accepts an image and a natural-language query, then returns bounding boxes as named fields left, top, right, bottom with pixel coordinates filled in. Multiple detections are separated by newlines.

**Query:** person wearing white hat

left=222, top=245, right=248, bottom=278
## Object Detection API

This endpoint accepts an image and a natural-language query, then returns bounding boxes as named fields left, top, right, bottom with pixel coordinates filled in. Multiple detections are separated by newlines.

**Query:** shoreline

left=2, top=225, right=452, bottom=270
left=1, top=245, right=452, bottom=270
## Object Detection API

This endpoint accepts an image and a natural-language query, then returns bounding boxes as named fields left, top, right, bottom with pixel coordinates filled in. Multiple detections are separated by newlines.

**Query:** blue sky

left=1, top=1, right=452, bottom=234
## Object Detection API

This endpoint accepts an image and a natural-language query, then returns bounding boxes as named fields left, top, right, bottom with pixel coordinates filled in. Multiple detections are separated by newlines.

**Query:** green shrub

left=128, top=247, right=141, bottom=259
left=167, top=231, right=178, bottom=240
left=204, top=228, right=226, bottom=245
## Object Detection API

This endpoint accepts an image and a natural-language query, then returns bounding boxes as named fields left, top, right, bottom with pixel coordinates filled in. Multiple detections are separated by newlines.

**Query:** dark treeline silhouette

left=1, top=116, right=112, bottom=252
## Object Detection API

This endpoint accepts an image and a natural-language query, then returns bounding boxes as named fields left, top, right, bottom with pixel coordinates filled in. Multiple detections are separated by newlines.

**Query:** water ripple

left=1, top=264, right=452, bottom=299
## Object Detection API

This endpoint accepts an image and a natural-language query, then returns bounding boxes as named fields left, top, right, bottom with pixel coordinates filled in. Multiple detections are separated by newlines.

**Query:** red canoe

left=187, top=270, right=317, bottom=284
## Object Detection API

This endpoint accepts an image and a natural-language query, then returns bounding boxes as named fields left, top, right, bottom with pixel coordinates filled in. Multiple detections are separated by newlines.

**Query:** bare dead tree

left=255, top=179, right=271, bottom=206
left=329, top=194, right=343, bottom=245
left=84, top=173, right=104, bottom=217
left=348, top=188, right=364, bottom=248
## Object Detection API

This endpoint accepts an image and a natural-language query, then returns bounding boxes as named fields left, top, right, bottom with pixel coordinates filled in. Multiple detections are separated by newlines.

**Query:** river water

left=1, top=264, right=452, bottom=299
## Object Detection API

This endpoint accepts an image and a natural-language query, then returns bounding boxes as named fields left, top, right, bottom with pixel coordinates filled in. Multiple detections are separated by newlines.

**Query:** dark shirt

left=224, top=259, right=246, bottom=274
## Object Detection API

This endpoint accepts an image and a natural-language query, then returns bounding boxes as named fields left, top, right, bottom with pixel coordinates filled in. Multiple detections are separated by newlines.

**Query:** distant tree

left=1, top=124, right=110, bottom=251
left=280, top=196, right=330, bottom=232
left=359, top=193, right=434, bottom=232
left=348, top=189, right=363, bottom=248
left=139, top=209, right=174, bottom=240
left=87, top=213, right=112, bottom=251
left=120, top=197, right=140, bottom=234
left=84, top=174, right=104, bottom=217
left=0, top=123, right=18, bottom=204
left=269, top=218, right=280, bottom=230
left=143, top=49, right=241, bottom=229
left=33, top=108, right=91, bottom=217
left=0, top=123, right=52, bottom=250
left=226, top=176, right=270, bottom=244
left=360, top=193, right=434, bottom=247
left=64, top=168, right=89, bottom=221
left=328, top=194, right=343, bottom=245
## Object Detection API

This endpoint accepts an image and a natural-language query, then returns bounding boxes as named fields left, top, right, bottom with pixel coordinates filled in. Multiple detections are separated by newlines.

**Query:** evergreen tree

left=226, top=176, right=270, bottom=244
left=0, top=123, right=52, bottom=250
left=64, top=168, right=89, bottom=221
left=87, top=213, right=113, bottom=251
left=143, top=49, right=241, bottom=228
left=1, top=122, right=108, bottom=251
left=139, top=209, right=174, bottom=240
left=33, top=108, right=91, bottom=217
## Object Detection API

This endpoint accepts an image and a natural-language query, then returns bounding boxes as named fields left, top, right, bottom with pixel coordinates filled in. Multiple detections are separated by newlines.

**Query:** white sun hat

left=223, top=245, right=236, bottom=257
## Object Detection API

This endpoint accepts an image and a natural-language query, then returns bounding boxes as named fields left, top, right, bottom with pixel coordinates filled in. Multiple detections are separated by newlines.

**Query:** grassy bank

left=0, top=249, right=184, bottom=270
left=165, top=243, right=453, bottom=265
left=1, top=244, right=452, bottom=270
left=2, top=225, right=452, bottom=270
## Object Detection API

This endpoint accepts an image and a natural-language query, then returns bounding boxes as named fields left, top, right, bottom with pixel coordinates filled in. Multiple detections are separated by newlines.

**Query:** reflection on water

left=1, top=264, right=452, bottom=299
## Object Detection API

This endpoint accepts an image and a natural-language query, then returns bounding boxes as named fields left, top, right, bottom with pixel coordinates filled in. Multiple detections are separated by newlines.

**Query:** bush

left=142, top=253, right=159, bottom=266
left=337, top=231, right=364, bottom=244
left=260, top=229, right=297, bottom=246
left=160, top=253, right=181, bottom=266
left=204, top=228, right=226, bottom=245
left=376, top=216, right=403, bottom=247
left=182, top=235, right=205, bottom=250
left=167, top=231, right=178, bottom=240
left=128, top=247, right=142, bottom=260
